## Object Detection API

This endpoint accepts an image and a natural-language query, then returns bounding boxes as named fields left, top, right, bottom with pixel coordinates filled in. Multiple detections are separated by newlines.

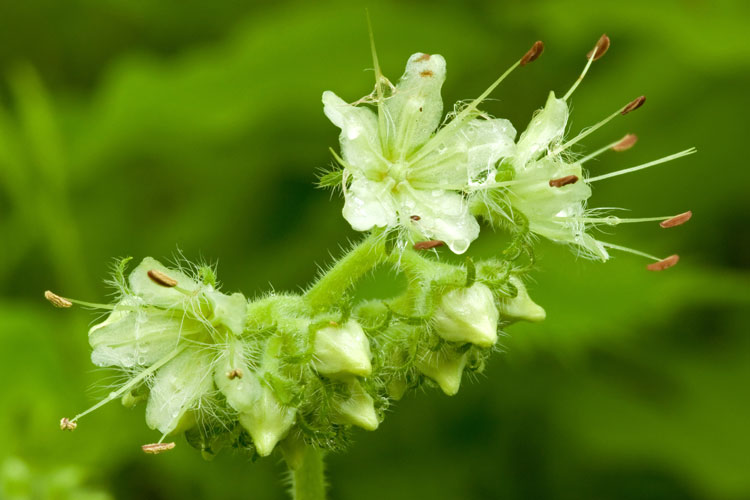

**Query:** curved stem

left=290, top=446, right=327, bottom=500
left=305, top=230, right=385, bottom=311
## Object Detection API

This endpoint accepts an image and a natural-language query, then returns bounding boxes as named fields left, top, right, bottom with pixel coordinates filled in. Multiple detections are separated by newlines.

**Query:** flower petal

left=88, top=305, right=204, bottom=368
left=129, top=257, right=200, bottom=309
left=410, top=117, right=517, bottom=188
left=145, top=348, right=214, bottom=435
left=398, top=186, right=479, bottom=254
left=384, top=53, right=446, bottom=158
left=322, top=91, right=384, bottom=177
left=515, top=91, right=568, bottom=167
left=342, top=176, right=398, bottom=231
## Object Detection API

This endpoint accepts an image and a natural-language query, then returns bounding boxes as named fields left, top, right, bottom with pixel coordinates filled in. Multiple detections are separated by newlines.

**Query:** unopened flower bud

left=313, top=320, right=372, bottom=378
left=498, top=277, right=546, bottom=323
left=333, top=380, right=379, bottom=431
left=415, top=350, right=468, bottom=396
left=433, top=283, right=499, bottom=347
left=237, top=381, right=296, bottom=457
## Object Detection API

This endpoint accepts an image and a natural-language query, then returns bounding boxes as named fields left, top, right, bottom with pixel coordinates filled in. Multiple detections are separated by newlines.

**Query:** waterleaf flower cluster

left=324, top=35, right=694, bottom=267
left=49, top=32, right=693, bottom=500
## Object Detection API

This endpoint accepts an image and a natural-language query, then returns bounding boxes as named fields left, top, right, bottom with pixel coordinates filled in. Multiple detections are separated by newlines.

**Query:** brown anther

left=415, top=53, right=431, bottom=62
left=420, top=70, right=434, bottom=77
left=647, top=254, right=680, bottom=271
left=612, top=134, right=638, bottom=152
left=410, top=215, right=421, bottom=221
left=147, top=269, right=178, bottom=288
left=45, top=291, right=72, bottom=308
left=227, top=368, right=243, bottom=380
left=414, top=240, right=444, bottom=250
left=142, top=442, right=176, bottom=454
left=586, top=34, right=610, bottom=61
left=328, top=320, right=339, bottom=326
left=660, top=211, right=692, bottom=228
left=520, top=41, right=544, bottom=66
left=60, top=417, right=77, bottom=431
left=549, top=175, right=579, bottom=188
left=621, top=96, right=646, bottom=115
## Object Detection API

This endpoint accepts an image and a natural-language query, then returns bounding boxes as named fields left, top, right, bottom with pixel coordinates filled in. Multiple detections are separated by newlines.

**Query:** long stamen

left=553, top=97, right=645, bottom=156
left=579, top=134, right=638, bottom=164
left=599, top=241, right=681, bottom=271
left=410, top=40, right=543, bottom=165
left=45, top=290, right=119, bottom=310
left=586, top=148, right=696, bottom=183
left=562, top=34, right=610, bottom=101
left=599, top=241, right=662, bottom=261
left=62, top=346, right=185, bottom=426
left=557, top=211, right=692, bottom=227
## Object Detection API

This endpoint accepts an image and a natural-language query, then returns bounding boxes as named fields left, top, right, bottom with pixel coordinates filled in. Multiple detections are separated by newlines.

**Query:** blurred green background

left=1, top=0, right=748, bottom=499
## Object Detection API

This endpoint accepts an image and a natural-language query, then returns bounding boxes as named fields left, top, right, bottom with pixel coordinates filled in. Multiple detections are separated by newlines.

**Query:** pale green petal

left=342, top=176, right=398, bottom=231
left=214, top=340, right=255, bottom=410
left=205, top=290, right=247, bottom=335
left=508, top=157, right=608, bottom=259
left=88, top=305, right=204, bottom=368
left=398, top=186, right=479, bottom=254
left=515, top=91, right=568, bottom=167
left=322, top=91, right=384, bottom=177
left=384, top=53, right=446, bottom=158
left=411, top=118, right=516, bottom=187
left=145, top=348, right=214, bottom=435
left=129, top=257, right=200, bottom=309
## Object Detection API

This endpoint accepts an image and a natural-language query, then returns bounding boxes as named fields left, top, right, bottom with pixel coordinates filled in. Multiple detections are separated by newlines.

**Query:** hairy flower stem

left=305, top=230, right=385, bottom=312
left=290, top=446, right=327, bottom=500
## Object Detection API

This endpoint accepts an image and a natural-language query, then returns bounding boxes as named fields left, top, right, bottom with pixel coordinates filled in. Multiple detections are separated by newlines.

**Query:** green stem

left=305, top=231, right=385, bottom=311
left=290, top=446, right=327, bottom=500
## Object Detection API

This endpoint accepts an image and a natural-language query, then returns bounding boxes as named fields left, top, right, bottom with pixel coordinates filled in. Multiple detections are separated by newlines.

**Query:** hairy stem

left=305, top=230, right=385, bottom=311
left=290, top=446, right=327, bottom=500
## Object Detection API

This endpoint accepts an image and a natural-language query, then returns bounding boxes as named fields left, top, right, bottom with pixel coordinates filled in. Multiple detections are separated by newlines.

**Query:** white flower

left=324, top=53, right=515, bottom=253
left=510, top=92, right=614, bottom=261
left=85, top=257, right=248, bottom=435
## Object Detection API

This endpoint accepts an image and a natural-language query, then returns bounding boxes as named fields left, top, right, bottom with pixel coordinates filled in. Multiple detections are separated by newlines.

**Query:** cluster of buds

left=52, top=251, right=532, bottom=458
left=323, top=35, right=694, bottom=269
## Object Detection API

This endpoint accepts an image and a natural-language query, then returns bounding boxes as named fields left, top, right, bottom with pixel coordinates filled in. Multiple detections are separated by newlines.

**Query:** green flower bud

left=333, top=380, right=378, bottom=431
left=145, top=349, right=214, bottom=435
left=237, top=379, right=296, bottom=457
left=415, top=350, right=468, bottom=396
left=499, top=277, right=546, bottom=323
left=313, top=320, right=372, bottom=378
left=214, top=340, right=295, bottom=456
left=433, top=283, right=499, bottom=347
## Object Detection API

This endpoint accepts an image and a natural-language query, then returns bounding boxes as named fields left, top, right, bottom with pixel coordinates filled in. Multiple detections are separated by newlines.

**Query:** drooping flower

left=473, top=35, right=695, bottom=269
left=61, top=257, right=248, bottom=439
left=323, top=51, right=517, bottom=253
